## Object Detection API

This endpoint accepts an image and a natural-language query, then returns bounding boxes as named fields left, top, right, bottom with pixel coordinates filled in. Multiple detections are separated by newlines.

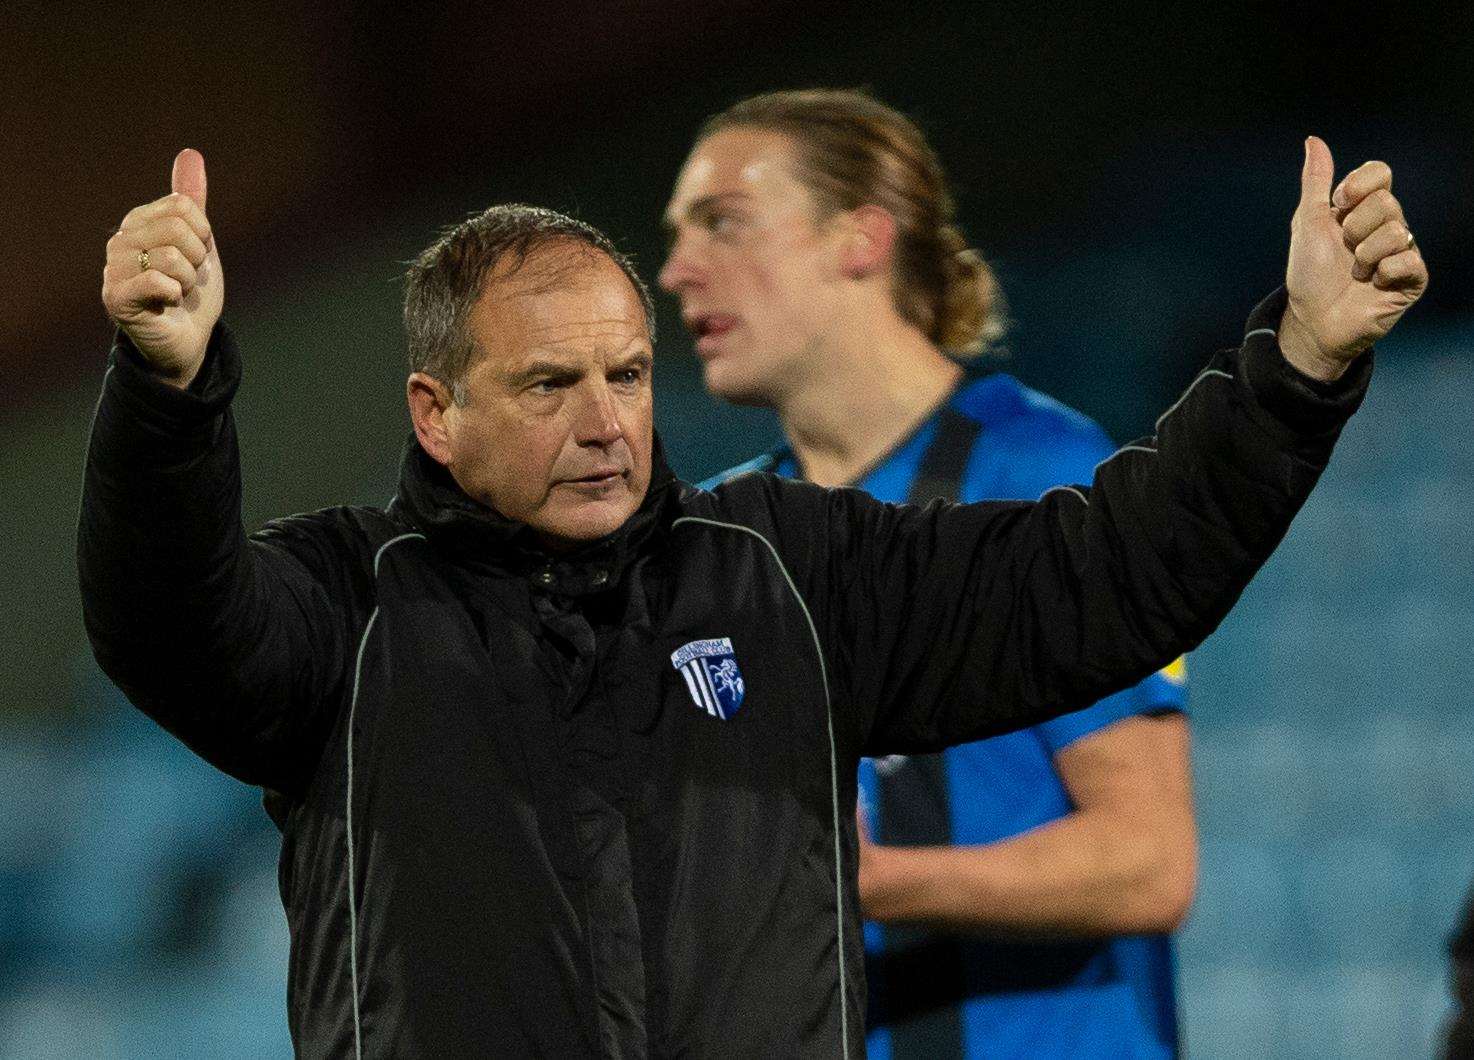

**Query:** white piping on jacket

left=670, top=515, right=850, bottom=1059
left=1042, top=367, right=1237, bottom=506
left=1041, top=484, right=1090, bottom=506
left=1153, top=367, right=1234, bottom=434
left=1082, top=367, right=1237, bottom=481
left=345, top=531, right=425, bottom=1059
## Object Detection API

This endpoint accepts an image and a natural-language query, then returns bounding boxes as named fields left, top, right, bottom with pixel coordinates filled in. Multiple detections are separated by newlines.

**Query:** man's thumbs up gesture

left=1279, top=136, right=1427, bottom=382
left=102, top=149, right=224, bottom=388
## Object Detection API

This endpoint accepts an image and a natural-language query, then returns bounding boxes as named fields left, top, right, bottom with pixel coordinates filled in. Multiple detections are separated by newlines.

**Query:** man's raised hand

left=101, top=149, right=224, bottom=388
left=1279, top=136, right=1427, bottom=382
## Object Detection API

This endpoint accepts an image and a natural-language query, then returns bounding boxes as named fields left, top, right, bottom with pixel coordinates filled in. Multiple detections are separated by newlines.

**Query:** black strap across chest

left=866, top=402, right=984, bottom=1056
left=905, top=403, right=984, bottom=507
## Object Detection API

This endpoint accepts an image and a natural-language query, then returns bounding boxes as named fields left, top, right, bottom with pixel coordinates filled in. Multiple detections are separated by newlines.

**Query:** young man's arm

left=859, top=713, right=1196, bottom=936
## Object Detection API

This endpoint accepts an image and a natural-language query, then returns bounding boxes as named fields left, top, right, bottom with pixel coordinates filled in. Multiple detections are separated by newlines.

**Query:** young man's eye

left=706, top=212, right=739, bottom=236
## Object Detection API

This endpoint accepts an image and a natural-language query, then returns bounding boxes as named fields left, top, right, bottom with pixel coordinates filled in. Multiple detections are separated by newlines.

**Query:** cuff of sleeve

left=107, top=323, right=242, bottom=434
left=1240, top=288, right=1373, bottom=438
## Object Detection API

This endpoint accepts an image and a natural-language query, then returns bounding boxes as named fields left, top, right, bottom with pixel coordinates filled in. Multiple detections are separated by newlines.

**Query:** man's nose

left=573, top=382, right=623, bottom=447
left=657, top=238, right=701, bottom=293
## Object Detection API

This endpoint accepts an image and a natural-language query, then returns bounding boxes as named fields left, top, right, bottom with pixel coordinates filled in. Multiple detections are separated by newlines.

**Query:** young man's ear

left=838, top=205, right=897, bottom=279
left=406, top=372, right=456, bottom=466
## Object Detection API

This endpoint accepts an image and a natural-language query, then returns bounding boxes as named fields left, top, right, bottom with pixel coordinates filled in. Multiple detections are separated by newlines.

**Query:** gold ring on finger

left=1405, top=230, right=1416, bottom=250
left=137, top=248, right=150, bottom=272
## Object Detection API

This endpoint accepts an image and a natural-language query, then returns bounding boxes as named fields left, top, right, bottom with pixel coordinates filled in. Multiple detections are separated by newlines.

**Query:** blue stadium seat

left=1292, top=837, right=1419, bottom=965
left=1183, top=839, right=1295, bottom=966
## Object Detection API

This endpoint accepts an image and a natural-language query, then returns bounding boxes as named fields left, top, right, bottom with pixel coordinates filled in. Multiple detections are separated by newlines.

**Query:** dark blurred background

left=2, top=3, right=1470, bottom=1056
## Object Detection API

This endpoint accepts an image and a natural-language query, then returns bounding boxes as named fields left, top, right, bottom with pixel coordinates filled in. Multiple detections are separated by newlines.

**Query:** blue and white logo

left=670, top=637, right=746, bottom=720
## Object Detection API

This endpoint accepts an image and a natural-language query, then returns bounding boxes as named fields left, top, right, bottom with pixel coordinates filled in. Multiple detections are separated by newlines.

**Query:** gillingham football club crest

left=670, top=637, right=746, bottom=720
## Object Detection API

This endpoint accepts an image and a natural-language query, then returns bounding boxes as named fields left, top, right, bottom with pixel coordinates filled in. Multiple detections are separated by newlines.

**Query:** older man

left=80, top=147, right=1421, bottom=1058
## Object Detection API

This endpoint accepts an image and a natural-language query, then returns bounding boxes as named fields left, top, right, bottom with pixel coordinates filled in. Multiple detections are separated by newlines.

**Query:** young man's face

left=659, top=127, right=847, bottom=406
left=441, top=244, right=654, bottom=549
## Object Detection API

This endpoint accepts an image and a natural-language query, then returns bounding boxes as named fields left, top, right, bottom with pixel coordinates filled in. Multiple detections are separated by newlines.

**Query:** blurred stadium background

left=2, top=3, right=1470, bottom=1056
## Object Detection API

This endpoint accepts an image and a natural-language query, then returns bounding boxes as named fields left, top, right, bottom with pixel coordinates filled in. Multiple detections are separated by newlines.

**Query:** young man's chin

left=704, top=362, right=772, bottom=408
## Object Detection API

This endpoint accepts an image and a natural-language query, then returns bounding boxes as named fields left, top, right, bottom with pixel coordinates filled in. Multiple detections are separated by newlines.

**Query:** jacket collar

left=390, top=432, right=678, bottom=597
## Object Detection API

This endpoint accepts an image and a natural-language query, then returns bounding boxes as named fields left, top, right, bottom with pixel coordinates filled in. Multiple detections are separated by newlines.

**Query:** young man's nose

left=658, top=237, right=704, bottom=294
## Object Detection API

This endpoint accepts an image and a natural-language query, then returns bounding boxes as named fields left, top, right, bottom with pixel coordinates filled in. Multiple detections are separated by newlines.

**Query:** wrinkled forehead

left=470, top=244, right=651, bottom=368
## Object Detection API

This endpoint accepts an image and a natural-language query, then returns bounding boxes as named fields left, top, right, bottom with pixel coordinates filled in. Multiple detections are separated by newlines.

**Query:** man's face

left=441, top=244, right=654, bottom=550
left=659, top=128, right=845, bottom=406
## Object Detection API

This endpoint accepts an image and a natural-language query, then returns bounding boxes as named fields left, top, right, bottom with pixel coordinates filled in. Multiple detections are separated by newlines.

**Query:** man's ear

left=407, top=372, right=456, bottom=466
left=838, top=205, right=897, bottom=279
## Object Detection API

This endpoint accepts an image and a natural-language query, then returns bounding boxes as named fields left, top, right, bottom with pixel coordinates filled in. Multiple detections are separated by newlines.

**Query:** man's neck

left=779, top=318, right=964, bottom=488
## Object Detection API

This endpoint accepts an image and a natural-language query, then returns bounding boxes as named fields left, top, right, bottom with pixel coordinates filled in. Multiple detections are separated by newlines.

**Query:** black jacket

left=78, top=291, right=1368, bottom=1058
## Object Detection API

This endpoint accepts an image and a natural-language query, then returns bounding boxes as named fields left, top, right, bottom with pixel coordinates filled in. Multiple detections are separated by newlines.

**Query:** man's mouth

left=560, top=468, right=626, bottom=487
left=686, top=313, right=738, bottom=355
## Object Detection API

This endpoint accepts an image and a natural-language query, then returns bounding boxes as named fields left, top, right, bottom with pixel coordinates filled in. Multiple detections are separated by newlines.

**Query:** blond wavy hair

left=701, top=88, right=1006, bottom=357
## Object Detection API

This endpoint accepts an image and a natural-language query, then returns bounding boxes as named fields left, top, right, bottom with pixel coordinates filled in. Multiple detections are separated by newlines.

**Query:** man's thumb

left=1299, top=135, right=1334, bottom=213
left=171, top=148, right=207, bottom=210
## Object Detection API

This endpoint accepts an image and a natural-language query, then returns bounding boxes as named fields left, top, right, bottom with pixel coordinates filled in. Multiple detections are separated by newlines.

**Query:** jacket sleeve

left=77, top=325, right=365, bottom=794
left=812, top=291, right=1371, bottom=756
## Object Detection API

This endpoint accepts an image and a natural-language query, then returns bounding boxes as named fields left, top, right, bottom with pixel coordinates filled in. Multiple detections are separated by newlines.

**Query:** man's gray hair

left=404, top=204, right=656, bottom=402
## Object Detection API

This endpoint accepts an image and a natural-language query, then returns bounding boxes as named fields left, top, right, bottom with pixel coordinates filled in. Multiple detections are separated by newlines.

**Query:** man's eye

left=705, top=213, right=739, bottom=236
left=612, top=368, right=644, bottom=386
left=530, top=379, right=565, bottom=394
